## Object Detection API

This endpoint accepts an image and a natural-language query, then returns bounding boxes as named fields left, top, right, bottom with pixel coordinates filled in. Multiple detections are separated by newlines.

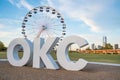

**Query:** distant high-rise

left=114, top=44, right=119, bottom=49
left=91, top=43, right=95, bottom=50
left=98, top=45, right=102, bottom=49
left=103, top=36, right=107, bottom=47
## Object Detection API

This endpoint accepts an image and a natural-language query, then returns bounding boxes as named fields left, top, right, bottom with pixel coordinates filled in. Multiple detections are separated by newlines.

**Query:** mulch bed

left=0, top=61, right=120, bottom=80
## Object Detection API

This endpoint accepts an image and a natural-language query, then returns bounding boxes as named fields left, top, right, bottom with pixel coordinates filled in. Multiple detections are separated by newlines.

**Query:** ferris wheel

left=21, top=6, right=66, bottom=46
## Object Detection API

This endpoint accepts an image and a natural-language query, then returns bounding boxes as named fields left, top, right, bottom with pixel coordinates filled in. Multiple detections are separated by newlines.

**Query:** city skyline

left=91, top=36, right=119, bottom=50
left=0, top=0, right=120, bottom=47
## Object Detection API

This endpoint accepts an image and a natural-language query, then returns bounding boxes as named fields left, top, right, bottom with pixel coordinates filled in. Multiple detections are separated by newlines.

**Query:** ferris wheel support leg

left=36, top=29, right=43, bottom=38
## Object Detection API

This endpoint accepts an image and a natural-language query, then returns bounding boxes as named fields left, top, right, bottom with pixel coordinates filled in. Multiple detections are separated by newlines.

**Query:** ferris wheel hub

left=42, top=25, right=47, bottom=30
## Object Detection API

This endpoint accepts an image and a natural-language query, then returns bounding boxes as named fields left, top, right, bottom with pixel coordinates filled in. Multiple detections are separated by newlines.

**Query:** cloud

left=0, top=31, right=12, bottom=38
left=8, top=0, right=33, bottom=10
left=0, top=21, right=10, bottom=38
left=0, top=18, right=21, bottom=30
left=0, top=28, right=22, bottom=46
left=0, top=27, right=22, bottom=46
left=47, top=0, right=118, bottom=32
left=47, top=0, right=54, bottom=7
left=38, top=0, right=54, bottom=8
left=8, top=0, right=14, bottom=4
left=47, top=0, right=103, bottom=32
left=80, top=16, right=100, bottom=32
left=0, top=24, right=5, bottom=29
left=0, top=18, right=22, bottom=46
left=20, top=0, right=33, bottom=10
left=7, top=0, right=120, bottom=33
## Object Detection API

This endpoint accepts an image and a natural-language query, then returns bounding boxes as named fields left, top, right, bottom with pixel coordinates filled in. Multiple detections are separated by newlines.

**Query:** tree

left=86, top=47, right=91, bottom=50
left=102, top=43, right=113, bottom=49
left=0, top=41, right=6, bottom=51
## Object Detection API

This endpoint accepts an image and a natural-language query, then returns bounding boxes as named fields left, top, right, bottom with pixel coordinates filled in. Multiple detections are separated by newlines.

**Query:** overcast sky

left=0, top=0, right=120, bottom=47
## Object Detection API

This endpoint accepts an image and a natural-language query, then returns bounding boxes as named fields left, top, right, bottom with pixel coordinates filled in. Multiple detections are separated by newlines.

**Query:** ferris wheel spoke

left=49, top=27, right=63, bottom=31
left=21, top=6, right=66, bottom=42
left=45, top=12, right=59, bottom=22
left=44, top=31, right=51, bottom=37
left=44, top=31, right=48, bottom=38
left=27, top=20, right=37, bottom=26
left=51, top=20, right=61, bottom=26
left=52, top=24, right=62, bottom=26
left=50, top=25, right=63, bottom=30
left=49, top=18, right=55, bottom=23
left=47, top=31, right=54, bottom=37
left=50, top=18, right=58, bottom=24
left=25, top=25, right=38, bottom=30
left=25, top=23, right=37, bottom=28
left=26, top=29, right=36, bottom=32
left=46, top=14, right=52, bottom=22
left=30, top=15, right=44, bottom=25
left=48, top=14, right=57, bottom=22
left=51, top=31, right=60, bottom=36
left=49, top=21, right=60, bottom=27
left=51, top=25, right=62, bottom=29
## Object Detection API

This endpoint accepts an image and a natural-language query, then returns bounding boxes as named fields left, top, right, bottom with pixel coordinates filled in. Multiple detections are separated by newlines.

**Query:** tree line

left=0, top=41, right=7, bottom=51
left=86, top=43, right=113, bottom=50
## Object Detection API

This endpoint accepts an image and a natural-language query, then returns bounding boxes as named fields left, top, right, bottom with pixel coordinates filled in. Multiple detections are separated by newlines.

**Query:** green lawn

left=0, top=51, right=120, bottom=64
left=68, top=52, right=120, bottom=64
left=0, top=51, right=23, bottom=59
left=0, top=52, right=7, bottom=59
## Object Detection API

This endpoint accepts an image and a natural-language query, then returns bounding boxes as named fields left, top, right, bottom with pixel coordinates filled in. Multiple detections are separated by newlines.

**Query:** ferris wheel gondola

left=21, top=6, right=66, bottom=46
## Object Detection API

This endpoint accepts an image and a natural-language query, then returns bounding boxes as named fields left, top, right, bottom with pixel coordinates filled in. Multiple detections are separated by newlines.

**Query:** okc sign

left=7, top=35, right=88, bottom=71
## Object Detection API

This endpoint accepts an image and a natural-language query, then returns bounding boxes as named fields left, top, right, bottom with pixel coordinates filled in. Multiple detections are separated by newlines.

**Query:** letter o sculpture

left=7, top=38, right=33, bottom=66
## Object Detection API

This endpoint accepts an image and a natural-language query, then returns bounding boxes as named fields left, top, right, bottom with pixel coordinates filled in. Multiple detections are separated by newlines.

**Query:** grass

left=0, top=51, right=23, bottom=59
left=0, top=51, right=7, bottom=59
left=68, top=51, right=120, bottom=64
left=0, top=51, right=120, bottom=64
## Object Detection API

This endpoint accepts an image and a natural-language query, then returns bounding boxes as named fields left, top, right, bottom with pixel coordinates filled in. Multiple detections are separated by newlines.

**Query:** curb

left=89, top=62, right=120, bottom=67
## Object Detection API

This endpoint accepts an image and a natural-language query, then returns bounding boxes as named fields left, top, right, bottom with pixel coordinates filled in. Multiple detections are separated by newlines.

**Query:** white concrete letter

left=7, top=38, right=33, bottom=66
left=33, top=37, right=59, bottom=69
left=57, top=35, right=88, bottom=71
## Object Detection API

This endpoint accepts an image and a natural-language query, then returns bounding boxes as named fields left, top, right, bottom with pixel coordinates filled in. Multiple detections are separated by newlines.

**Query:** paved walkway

left=0, top=59, right=7, bottom=61
left=89, top=62, right=120, bottom=66
left=1, top=59, right=120, bottom=67
left=0, top=61, right=120, bottom=80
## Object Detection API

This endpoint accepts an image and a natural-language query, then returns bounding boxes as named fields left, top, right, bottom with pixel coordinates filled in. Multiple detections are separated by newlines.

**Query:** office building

left=103, top=36, right=107, bottom=47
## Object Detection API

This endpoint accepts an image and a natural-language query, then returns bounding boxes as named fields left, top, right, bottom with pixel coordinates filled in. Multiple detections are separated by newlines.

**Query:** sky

left=0, top=0, right=120, bottom=48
